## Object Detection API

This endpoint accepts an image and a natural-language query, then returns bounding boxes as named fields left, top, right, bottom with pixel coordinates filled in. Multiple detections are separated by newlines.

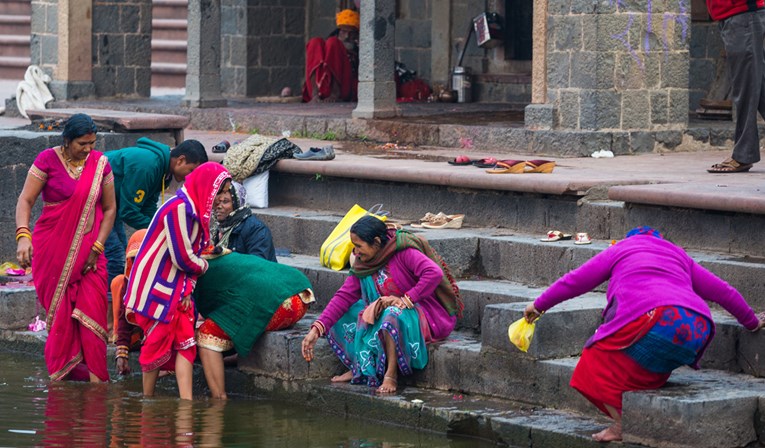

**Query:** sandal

left=472, top=157, right=498, bottom=168
left=574, top=232, right=592, bottom=245
left=707, top=158, right=753, bottom=173
left=448, top=155, right=474, bottom=166
left=421, top=214, right=464, bottom=229
left=411, top=212, right=448, bottom=228
left=540, top=230, right=572, bottom=242
left=486, top=160, right=527, bottom=174
left=525, top=159, right=556, bottom=173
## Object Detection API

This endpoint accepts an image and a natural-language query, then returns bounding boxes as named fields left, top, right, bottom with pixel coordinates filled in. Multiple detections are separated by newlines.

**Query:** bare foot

left=376, top=375, right=398, bottom=394
left=331, top=370, right=353, bottom=382
left=592, top=423, right=622, bottom=442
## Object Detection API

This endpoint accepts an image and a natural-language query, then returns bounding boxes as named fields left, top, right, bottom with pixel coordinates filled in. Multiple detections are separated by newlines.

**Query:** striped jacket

left=124, top=189, right=208, bottom=323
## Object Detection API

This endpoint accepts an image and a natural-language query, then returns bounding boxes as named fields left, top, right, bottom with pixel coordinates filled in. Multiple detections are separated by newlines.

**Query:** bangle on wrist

left=311, top=321, right=325, bottom=337
left=15, top=232, right=31, bottom=242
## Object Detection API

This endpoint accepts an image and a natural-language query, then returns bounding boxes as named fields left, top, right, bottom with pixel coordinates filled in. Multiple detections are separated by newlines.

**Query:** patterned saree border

left=46, top=156, right=108, bottom=330
left=50, top=352, right=83, bottom=381
left=72, top=308, right=108, bottom=342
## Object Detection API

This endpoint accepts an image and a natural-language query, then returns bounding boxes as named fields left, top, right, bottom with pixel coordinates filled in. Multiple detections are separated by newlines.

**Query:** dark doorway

left=505, top=0, right=533, bottom=60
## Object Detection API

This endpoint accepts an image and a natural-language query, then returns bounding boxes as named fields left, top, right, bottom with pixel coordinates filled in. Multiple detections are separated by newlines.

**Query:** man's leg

left=722, top=12, right=764, bottom=165
left=105, top=218, right=127, bottom=297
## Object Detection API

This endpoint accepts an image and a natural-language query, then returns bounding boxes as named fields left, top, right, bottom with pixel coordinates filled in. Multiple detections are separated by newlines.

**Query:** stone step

left=0, top=14, right=30, bottom=35
left=0, top=284, right=37, bottom=330
left=151, top=39, right=187, bottom=64
left=0, top=34, right=29, bottom=57
left=0, top=55, right=29, bottom=80
left=152, top=0, right=188, bottom=20
left=238, top=312, right=765, bottom=447
left=151, top=18, right=187, bottom=41
left=0, top=1, right=31, bottom=17
left=257, top=206, right=765, bottom=310
left=151, top=62, right=186, bottom=88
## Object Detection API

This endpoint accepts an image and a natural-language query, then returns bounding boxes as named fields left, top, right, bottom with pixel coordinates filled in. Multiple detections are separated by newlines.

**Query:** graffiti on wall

left=609, top=0, right=689, bottom=69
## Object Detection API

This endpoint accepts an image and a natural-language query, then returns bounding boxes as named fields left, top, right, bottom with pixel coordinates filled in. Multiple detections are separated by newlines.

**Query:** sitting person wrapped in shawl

left=301, top=215, right=462, bottom=394
left=524, top=226, right=765, bottom=442
left=194, top=180, right=314, bottom=399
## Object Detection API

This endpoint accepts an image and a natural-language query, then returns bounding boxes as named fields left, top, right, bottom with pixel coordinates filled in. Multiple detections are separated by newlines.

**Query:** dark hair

left=170, top=139, right=208, bottom=164
left=62, top=113, right=97, bottom=142
left=350, top=216, right=389, bottom=247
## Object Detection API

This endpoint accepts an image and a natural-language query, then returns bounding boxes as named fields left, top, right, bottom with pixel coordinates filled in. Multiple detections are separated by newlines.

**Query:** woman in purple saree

left=15, top=113, right=116, bottom=382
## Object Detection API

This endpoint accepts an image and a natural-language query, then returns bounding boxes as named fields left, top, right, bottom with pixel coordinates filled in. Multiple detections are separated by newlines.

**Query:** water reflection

left=0, top=353, right=495, bottom=447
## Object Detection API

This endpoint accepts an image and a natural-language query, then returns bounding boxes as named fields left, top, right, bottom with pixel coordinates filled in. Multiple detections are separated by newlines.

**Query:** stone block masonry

left=548, top=2, right=691, bottom=131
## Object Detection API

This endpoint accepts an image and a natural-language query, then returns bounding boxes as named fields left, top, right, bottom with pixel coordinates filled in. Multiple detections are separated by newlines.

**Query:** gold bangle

left=92, top=240, right=105, bottom=251
left=15, top=232, right=31, bottom=242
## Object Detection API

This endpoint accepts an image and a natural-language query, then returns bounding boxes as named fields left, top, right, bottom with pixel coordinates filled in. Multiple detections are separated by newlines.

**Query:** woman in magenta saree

left=15, top=113, right=117, bottom=382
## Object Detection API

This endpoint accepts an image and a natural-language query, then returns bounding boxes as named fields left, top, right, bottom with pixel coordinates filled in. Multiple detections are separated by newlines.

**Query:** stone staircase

left=2, top=150, right=765, bottom=446
left=0, top=0, right=31, bottom=80
left=0, top=0, right=187, bottom=88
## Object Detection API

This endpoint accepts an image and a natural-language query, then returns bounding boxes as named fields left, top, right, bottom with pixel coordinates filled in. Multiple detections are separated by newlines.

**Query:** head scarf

left=336, top=9, right=360, bottom=30
left=178, top=162, right=231, bottom=244
left=350, top=227, right=463, bottom=317
left=211, top=181, right=253, bottom=249
left=124, top=229, right=148, bottom=275
left=625, top=226, right=664, bottom=239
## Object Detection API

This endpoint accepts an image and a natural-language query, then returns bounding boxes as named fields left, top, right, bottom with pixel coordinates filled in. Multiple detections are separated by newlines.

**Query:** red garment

left=134, top=304, right=196, bottom=372
left=570, top=312, right=670, bottom=416
left=32, top=151, right=110, bottom=382
left=302, top=37, right=357, bottom=102
left=706, top=0, right=764, bottom=21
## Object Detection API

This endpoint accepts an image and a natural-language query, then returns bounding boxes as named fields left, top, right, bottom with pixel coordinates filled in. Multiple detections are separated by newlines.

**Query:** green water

left=0, top=353, right=496, bottom=447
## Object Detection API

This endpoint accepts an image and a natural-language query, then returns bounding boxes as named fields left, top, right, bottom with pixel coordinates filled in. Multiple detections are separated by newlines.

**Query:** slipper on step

left=707, top=158, right=753, bottom=173
left=540, top=230, right=572, bottom=242
left=448, top=155, right=474, bottom=166
left=486, top=160, right=526, bottom=174
left=472, top=157, right=498, bottom=168
left=525, top=159, right=556, bottom=173
left=574, top=232, right=592, bottom=245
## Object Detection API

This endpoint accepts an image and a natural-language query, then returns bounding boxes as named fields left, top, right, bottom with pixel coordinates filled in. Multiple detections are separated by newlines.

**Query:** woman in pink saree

left=15, top=113, right=117, bottom=382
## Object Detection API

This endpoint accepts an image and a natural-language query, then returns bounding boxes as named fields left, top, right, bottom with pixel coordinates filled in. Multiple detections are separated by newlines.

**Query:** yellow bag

left=320, top=204, right=387, bottom=270
left=508, top=317, right=537, bottom=352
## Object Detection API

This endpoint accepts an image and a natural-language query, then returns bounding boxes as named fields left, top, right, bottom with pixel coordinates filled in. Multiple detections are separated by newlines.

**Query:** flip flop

left=574, top=232, right=592, bottom=245
left=472, top=157, right=498, bottom=168
left=486, top=160, right=527, bottom=174
left=540, top=230, right=572, bottom=242
left=448, top=155, right=474, bottom=166
left=707, top=158, right=753, bottom=173
left=525, top=159, right=556, bottom=173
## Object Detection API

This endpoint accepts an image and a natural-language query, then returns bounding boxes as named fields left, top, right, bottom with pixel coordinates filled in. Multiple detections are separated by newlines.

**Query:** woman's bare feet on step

left=331, top=370, right=353, bottom=382
left=376, top=375, right=398, bottom=394
left=592, top=423, right=622, bottom=442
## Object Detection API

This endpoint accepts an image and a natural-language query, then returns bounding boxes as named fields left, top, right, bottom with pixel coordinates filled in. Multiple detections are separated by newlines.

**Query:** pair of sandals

left=486, top=159, right=556, bottom=174
left=540, top=230, right=592, bottom=245
left=707, top=157, right=753, bottom=173
left=411, top=212, right=465, bottom=229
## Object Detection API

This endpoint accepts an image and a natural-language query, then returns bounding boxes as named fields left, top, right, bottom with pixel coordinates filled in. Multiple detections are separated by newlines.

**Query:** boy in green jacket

left=105, top=137, right=208, bottom=288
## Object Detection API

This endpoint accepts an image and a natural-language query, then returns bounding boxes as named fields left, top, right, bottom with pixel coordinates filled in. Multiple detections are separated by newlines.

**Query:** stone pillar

left=524, top=0, right=554, bottom=129
left=183, top=0, right=226, bottom=107
left=49, top=0, right=95, bottom=99
left=430, top=1, right=451, bottom=87
left=352, top=0, right=398, bottom=119
left=546, top=1, right=690, bottom=131
left=91, top=0, right=152, bottom=98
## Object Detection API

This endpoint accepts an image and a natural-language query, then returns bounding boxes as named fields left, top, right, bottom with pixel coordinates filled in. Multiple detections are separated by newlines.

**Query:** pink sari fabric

left=31, top=149, right=110, bottom=381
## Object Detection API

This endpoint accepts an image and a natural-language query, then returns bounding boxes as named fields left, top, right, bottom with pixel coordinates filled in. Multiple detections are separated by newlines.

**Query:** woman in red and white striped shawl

left=124, top=162, right=230, bottom=399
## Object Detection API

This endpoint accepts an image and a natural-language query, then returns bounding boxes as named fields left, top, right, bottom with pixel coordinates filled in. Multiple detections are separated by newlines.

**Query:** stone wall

left=689, top=21, right=725, bottom=111
left=221, top=0, right=306, bottom=98
left=547, top=1, right=690, bottom=131
left=92, top=0, right=152, bottom=98
left=29, top=0, right=58, bottom=78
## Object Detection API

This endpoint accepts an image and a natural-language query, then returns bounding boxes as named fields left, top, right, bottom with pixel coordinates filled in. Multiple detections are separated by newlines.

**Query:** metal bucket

left=452, top=66, right=472, bottom=103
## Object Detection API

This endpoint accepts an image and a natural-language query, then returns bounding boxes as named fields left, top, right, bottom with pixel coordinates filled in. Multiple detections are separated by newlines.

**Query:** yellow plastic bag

left=508, top=317, right=537, bottom=352
left=320, top=204, right=387, bottom=270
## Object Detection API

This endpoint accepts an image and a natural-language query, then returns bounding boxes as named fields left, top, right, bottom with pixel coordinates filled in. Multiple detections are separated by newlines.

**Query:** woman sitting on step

left=194, top=180, right=314, bottom=399
left=524, top=226, right=765, bottom=442
left=301, top=215, right=463, bottom=394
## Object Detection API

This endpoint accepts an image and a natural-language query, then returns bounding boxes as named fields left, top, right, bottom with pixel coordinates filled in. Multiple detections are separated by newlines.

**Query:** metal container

left=452, top=66, right=472, bottom=103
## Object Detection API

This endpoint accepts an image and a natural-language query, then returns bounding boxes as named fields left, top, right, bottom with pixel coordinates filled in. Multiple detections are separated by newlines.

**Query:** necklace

left=60, top=146, right=86, bottom=178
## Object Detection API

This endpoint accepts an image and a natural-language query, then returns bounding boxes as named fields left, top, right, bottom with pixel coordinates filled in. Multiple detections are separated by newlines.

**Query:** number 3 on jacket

left=133, top=190, right=145, bottom=203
